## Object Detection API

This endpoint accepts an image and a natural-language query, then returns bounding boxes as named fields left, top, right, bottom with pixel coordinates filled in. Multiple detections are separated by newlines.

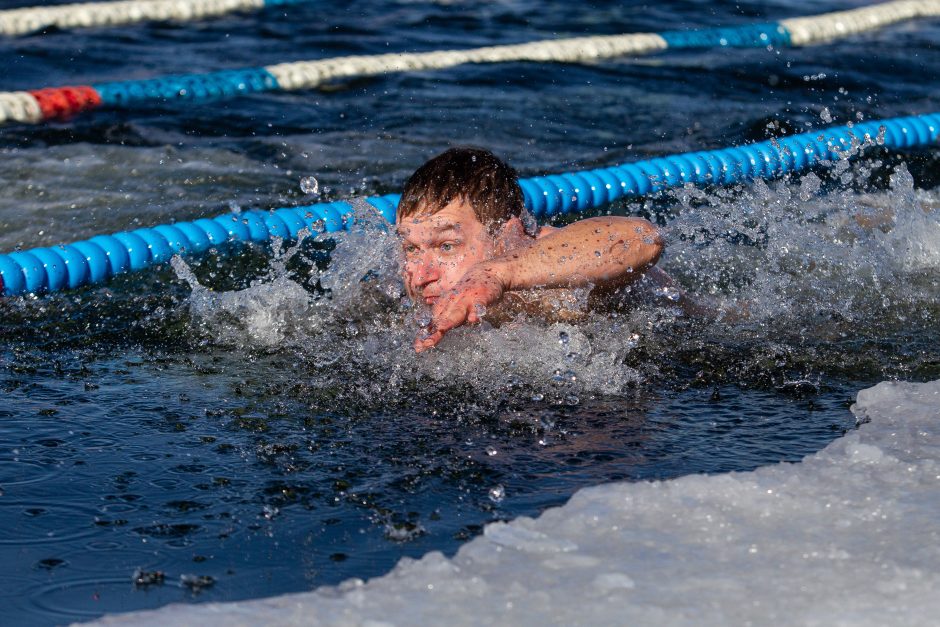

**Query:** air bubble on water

left=300, top=176, right=319, bottom=195
left=262, top=505, right=279, bottom=520
left=383, top=521, right=425, bottom=542
left=485, top=446, right=498, bottom=456
left=488, top=485, right=505, bottom=503
left=180, top=574, right=215, bottom=592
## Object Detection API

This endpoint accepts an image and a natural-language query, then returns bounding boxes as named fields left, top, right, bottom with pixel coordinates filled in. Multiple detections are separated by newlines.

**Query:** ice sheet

left=90, top=379, right=940, bottom=626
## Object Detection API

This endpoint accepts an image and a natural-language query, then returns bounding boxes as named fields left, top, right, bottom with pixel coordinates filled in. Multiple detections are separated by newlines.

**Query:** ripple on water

left=84, top=540, right=125, bottom=551
left=0, top=457, right=62, bottom=488
left=26, top=575, right=189, bottom=624
left=0, top=501, right=100, bottom=546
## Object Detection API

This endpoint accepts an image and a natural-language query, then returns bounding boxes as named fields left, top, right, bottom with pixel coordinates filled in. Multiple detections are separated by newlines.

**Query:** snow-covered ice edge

left=91, top=379, right=940, bottom=626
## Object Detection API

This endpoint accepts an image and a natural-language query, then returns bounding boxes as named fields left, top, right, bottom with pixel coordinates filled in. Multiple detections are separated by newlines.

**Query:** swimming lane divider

left=0, top=111, right=938, bottom=296
left=3, top=0, right=940, bottom=125
left=0, top=0, right=307, bottom=37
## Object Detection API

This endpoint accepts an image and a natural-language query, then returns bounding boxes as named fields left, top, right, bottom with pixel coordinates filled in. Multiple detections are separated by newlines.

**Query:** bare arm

left=414, top=217, right=663, bottom=351
left=492, top=217, right=662, bottom=292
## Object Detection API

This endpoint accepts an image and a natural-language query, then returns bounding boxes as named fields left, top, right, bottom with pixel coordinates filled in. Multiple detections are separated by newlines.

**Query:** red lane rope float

left=28, top=86, right=102, bottom=120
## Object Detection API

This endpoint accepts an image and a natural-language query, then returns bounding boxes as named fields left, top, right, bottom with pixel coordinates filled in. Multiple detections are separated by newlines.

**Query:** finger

left=467, top=306, right=481, bottom=324
left=431, top=302, right=468, bottom=336
left=414, top=329, right=445, bottom=353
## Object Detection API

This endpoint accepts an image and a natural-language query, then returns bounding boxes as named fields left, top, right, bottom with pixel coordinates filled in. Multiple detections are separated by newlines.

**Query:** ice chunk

left=484, top=521, right=577, bottom=554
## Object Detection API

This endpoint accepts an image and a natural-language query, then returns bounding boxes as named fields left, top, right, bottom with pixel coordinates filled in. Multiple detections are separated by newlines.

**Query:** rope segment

left=0, top=0, right=303, bottom=37
left=2, top=0, right=939, bottom=126
left=1, top=112, right=938, bottom=297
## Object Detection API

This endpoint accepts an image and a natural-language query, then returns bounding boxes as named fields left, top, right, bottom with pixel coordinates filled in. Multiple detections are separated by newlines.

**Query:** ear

left=493, top=216, right=528, bottom=254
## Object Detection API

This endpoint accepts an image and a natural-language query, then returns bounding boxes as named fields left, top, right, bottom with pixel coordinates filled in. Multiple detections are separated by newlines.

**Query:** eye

left=403, top=243, right=418, bottom=255
left=440, top=241, right=457, bottom=253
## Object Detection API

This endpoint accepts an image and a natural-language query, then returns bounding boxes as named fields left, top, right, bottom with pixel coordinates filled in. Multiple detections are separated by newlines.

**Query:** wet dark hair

left=396, top=147, right=525, bottom=231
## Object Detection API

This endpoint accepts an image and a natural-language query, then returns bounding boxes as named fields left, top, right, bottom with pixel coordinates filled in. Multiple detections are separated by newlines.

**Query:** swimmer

left=397, top=147, right=665, bottom=352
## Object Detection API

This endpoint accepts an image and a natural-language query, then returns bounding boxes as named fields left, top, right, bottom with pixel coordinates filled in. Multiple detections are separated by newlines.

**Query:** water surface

left=1, top=0, right=938, bottom=623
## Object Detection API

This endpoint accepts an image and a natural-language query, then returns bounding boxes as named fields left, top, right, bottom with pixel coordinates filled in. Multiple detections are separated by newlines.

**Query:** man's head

left=396, top=148, right=528, bottom=304
left=397, top=147, right=525, bottom=232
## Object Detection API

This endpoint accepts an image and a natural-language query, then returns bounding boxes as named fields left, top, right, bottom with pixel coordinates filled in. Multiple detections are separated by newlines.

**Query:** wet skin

left=398, top=199, right=664, bottom=352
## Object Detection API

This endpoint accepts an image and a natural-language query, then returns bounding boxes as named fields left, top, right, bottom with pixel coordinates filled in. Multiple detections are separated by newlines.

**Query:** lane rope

left=0, top=0, right=305, bottom=37
left=1, top=112, right=937, bottom=296
left=2, top=0, right=939, bottom=126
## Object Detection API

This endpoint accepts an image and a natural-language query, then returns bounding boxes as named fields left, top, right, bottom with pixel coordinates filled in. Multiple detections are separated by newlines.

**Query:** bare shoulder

left=535, top=224, right=558, bottom=239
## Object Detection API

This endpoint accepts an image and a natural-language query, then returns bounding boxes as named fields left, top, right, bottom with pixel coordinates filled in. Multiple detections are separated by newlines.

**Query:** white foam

left=88, top=378, right=940, bottom=626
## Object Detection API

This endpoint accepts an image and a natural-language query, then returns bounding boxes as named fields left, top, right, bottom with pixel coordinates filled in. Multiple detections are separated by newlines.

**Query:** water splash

left=172, top=161, right=939, bottom=406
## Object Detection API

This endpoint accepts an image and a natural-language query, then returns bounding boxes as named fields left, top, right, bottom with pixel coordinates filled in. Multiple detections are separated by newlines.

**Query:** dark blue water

left=1, top=0, right=939, bottom=624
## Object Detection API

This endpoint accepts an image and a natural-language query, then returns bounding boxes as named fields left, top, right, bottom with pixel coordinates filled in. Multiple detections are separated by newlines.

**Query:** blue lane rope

left=1, top=112, right=938, bottom=296
left=94, top=69, right=281, bottom=106
left=660, top=24, right=791, bottom=49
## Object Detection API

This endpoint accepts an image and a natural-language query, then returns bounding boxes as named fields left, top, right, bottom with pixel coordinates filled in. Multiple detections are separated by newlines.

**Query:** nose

left=409, top=254, right=440, bottom=291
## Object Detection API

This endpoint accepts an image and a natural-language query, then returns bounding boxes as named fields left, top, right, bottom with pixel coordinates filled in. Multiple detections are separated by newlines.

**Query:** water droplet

left=414, top=309, right=432, bottom=328
left=488, top=485, right=505, bottom=503
left=558, top=331, right=570, bottom=345
left=520, top=209, right=539, bottom=236
left=655, top=286, right=681, bottom=301
left=300, top=176, right=319, bottom=195
left=531, top=393, right=544, bottom=402
left=820, top=107, right=833, bottom=123
left=485, top=445, right=498, bottom=456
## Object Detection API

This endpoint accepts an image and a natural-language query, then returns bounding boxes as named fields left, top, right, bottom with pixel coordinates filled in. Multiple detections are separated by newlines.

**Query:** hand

left=414, top=262, right=508, bottom=352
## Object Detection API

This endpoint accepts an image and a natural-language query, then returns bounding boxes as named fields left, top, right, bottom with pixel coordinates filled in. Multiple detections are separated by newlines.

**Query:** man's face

left=398, top=199, right=496, bottom=305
